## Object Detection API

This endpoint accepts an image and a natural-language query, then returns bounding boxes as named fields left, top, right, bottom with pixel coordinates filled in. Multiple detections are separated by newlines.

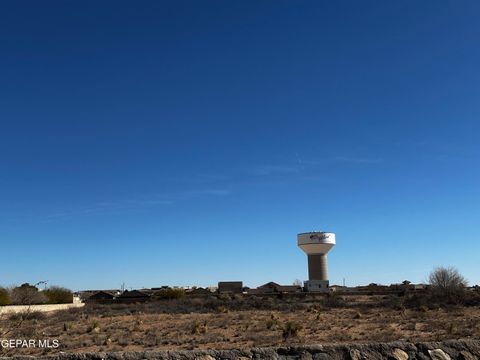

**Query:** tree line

left=0, top=283, right=73, bottom=305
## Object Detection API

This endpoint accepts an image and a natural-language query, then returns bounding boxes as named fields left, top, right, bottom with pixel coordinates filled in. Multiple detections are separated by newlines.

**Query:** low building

left=87, top=291, right=116, bottom=302
left=78, top=289, right=121, bottom=301
left=218, top=281, right=243, bottom=294
left=116, top=290, right=151, bottom=303
left=256, top=282, right=280, bottom=293
left=151, top=286, right=170, bottom=291
left=250, top=282, right=302, bottom=294
left=277, top=285, right=303, bottom=293
left=138, top=289, right=156, bottom=296
left=390, top=283, right=429, bottom=292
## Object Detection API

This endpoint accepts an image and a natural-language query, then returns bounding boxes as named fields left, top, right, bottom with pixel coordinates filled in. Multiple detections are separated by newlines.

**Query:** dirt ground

left=1, top=295, right=479, bottom=356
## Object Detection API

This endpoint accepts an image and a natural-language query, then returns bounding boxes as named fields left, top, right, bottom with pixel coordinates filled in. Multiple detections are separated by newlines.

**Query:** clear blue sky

left=1, top=1, right=479, bottom=290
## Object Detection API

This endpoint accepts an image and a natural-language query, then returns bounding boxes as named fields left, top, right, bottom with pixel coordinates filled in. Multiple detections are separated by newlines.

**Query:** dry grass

left=1, top=294, right=479, bottom=356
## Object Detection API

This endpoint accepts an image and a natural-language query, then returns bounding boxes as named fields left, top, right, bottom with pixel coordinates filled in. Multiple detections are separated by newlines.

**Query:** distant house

left=117, top=290, right=151, bottom=303
left=276, top=285, right=302, bottom=293
left=412, top=284, right=429, bottom=291
left=389, top=283, right=429, bottom=292
left=87, top=291, right=116, bottom=302
left=252, top=282, right=302, bottom=294
left=79, top=289, right=121, bottom=301
left=256, top=282, right=281, bottom=294
left=356, top=283, right=390, bottom=292
left=218, top=281, right=243, bottom=294
left=151, top=286, right=170, bottom=291
left=138, top=289, right=156, bottom=296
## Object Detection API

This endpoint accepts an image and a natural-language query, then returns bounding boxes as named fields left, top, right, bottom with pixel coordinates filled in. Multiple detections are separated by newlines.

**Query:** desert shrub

left=463, top=289, right=480, bottom=306
left=400, top=267, right=470, bottom=309
left=419, top=305, right=429, bottom=312
left=266, top=314, right=279, bottom=330
left=403, top=293, right=431, bottom=309
left=447, top=322, right=457, bottom=335
left=79, top=294, right=316, bottom=316
left=54, top=306, right=84, bottom=322
left=153, top=288, right=185, bottom=300
left=0, top=287, right=10, bottom=305
left=10, top=284, right=47, bottom=305
left=323, top=293, right=346, bottom=308
left=8, top=311, right=46, bottom=321
left=282, top=321, right=302, bottom=340
left=43, top=286, right=73, bottom=304
left=266, top=319, right=275, bottom=329
left=87, top=319, right=100, bottom=333
left=216, top=305, right=228, bottom=313
left=383, top=294, right=405, bottom=310
left=191, top=319, right=208, bottom=334
left=217, top=293, right=231, bottom=301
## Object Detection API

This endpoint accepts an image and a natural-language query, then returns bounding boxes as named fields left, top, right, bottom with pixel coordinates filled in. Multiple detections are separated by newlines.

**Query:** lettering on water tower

left=309, top=233, right=327, bottom=241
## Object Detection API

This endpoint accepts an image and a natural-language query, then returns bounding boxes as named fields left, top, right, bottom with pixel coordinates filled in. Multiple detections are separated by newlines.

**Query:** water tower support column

left=308, top=253, right=328, bottom=281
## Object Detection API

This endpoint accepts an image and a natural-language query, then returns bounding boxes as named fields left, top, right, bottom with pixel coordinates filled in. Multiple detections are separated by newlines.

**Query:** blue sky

left=1, top=1, right=479, bottom=290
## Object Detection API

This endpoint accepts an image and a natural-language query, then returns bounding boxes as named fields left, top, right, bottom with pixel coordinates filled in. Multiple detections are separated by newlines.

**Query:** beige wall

left=0, top=301, right=84, bottom=315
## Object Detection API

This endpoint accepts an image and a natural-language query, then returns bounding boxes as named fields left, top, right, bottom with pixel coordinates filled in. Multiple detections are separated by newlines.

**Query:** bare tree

left=293, top=279, right=303, bottom=287
left=0, top=287, right=10, bottom=306
left=10, top=283, right=47, bottom=305
left=428, top=266, right=467, bottom=290
left=428, top=266, right=467, bottom=303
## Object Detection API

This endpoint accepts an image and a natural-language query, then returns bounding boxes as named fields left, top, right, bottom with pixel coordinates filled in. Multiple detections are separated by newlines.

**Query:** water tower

left=297, top=231, right=336, bottom=292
